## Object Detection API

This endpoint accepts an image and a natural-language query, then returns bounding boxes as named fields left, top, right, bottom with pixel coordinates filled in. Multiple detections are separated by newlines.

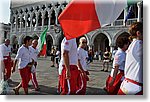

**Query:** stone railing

left=11, top=18, right=138, bottom=34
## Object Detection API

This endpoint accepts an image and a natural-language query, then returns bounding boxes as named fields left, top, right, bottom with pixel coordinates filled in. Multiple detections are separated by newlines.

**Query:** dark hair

left=128, top=22, right=143, bottom=37
left=116, top=37, right=129, bottom=48
left=23, top=36, right=32, bottom=44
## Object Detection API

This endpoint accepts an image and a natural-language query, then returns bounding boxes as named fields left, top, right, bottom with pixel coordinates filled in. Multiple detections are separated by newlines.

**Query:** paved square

left=8, top=56, right=111, bottom=95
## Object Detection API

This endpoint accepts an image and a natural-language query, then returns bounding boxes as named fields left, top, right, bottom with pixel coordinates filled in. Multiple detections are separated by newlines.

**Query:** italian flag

left=58, top=0, right=127, bottom=40
left=37, top=27, right=48, bottom=56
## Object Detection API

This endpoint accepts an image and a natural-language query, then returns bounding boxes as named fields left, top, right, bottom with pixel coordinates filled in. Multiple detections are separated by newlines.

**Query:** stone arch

left=113, top=30, right=130, bottom=45
left=91, top=30, right=112, bottom=47
left=92, top=33, right=110, bottom=52
left=32, top=34, right=39, bottom=40
left=44, top=11, right=49, bottom=25
left=56, top=34, right=64, bottom=51
left=32, top=12, right=36, bottom=27
left=51, top=10, right=56, bottom=25
left=38, top=12, right=42, bottom=26
left=46, top=34, right=54, bottom=56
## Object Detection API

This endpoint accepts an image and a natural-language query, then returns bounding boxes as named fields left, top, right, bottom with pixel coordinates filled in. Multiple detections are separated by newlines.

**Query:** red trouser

left=3, top=56, right=12, bottom=80
left=30, top=63, right=39, bottom=89
left=106, top=72, right=124, bottom=95
left=19, top=66, right=31, bottom=88
left=59, top=65, right=79, bottom=95
left=31, top=72, right=39, bottom=89
left=76, top=71, right=89, bottom=95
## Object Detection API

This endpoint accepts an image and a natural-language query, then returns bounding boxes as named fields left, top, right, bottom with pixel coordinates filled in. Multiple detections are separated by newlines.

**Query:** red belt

left=62, top=65, right=78, bottom=71
left=125, top=78, right=143, bottom=86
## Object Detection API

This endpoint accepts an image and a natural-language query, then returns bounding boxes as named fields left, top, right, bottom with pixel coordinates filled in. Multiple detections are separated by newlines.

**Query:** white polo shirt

left=15, top=45, right=31, bottom=69
left=77, top=47, right=88, bottom=71
left=0, top=44, right=11, bottom=57
left=29, top=46, right=39, bottom=62
left=110, top=48, right=126, bottom=77
left=124, top=39, right=143, bottom=83
left=59, top=38, right=78, bottom=75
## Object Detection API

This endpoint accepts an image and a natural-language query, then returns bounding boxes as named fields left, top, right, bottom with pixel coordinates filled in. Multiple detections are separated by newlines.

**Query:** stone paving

left=7, top=56, right=113, bottom=95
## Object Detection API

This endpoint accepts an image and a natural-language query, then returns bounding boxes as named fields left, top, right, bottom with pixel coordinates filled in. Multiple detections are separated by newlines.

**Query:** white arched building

left=10, top=0, right=143, bottom=54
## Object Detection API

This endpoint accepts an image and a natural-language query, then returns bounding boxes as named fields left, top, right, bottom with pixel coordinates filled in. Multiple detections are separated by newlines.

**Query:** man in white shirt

left=76, top=37, right=89, bottom=95
left=29, top=39, right=40, bottom=91
left=118, top=22, right=143, bottom=95
left=0, top=39, right=12, bottom=80
left=12, top=36, right=33, bottom=95
left=58, top=37, right=79, bottom=95
left=105, top=37, right=129, bottom=94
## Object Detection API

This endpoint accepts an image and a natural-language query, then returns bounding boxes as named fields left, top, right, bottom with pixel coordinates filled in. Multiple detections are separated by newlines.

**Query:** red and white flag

left=58, top=0, right=127, bottom=40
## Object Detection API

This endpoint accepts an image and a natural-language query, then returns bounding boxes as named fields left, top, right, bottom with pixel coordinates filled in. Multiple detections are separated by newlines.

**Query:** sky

left=0, top=0, right=11, bottom=24
left=0, top=0, right=71, bottom=24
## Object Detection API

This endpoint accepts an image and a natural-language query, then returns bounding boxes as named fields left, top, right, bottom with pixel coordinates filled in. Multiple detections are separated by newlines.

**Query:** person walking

left=58, top=37, right=79, bottom=95
left=118, top=22, right=143, bottom=95
left=12, top=36, right=33, bottom=95
left=29, top=39, right=40, bottom=91
left=0, top=39, right=13, bottom=81
left=76, top=37, right=89, bottom=95
left=105, top=37, right=129, bottom=94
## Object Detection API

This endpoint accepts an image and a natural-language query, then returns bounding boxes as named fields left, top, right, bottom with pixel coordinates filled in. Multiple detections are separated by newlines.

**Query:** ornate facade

left=10, top=0, right=143, bottom=54
left=0, top=23, right=11, bottom=44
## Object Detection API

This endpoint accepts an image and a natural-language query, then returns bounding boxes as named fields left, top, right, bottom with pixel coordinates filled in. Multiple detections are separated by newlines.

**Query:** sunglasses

left=82, top=41, right=87, bottom=44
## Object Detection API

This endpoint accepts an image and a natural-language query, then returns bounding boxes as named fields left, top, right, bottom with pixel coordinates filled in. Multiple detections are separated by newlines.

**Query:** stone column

left=15, top=15, right=18, bottom=32
left=137, top=1, right=142, bottom=22
left=19, top=15, right=23, bottom=33
left=35, top=12, right=39, bottom=30
left=25, top=14, right=28, bottom=33
left=48, top=11, right=52, bottom=30
left=30, top=13, right=33, bottom=32
left=123, top=5, right=128, bottom=26
left=42, top=11, right=45, bottom=30
left=10, top=16, right=13, bottom=33
left=55, top=12, right=58, bottom=25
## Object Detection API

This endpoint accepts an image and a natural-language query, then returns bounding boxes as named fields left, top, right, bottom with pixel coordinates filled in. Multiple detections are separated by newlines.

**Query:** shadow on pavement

left=86, top=87, right=108, bottom=95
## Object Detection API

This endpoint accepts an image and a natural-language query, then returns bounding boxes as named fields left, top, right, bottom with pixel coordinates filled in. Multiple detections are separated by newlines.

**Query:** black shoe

left=101, top=69, right=104, bottom=71
left=104, top=70, right=108, bottom=72
left=51, top=65, right=55, bottom=67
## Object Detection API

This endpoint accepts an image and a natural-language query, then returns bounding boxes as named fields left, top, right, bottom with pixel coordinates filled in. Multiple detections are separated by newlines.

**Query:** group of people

left=0, top=37, right=40, bottom=94
left=0, top=35, right=90, bottom=95
left=104, top=22, right=143, bottom=95
left=0, top=22, right=143, bottom=95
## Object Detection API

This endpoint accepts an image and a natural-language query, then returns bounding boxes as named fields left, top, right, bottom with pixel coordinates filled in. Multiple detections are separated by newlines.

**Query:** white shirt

left=29, top=46, right=39, bottom=62
left=0, top=44, right=11, bottom=57
left=124, top=39, right=143, bottom=83
left=59, top=38, right=78, bottom=75
left=110, top=48, right=126, bottom=77
left=77, top=47, right=88, bottom=71
left=112, top=49, right=117, bottom=59
left=15, top=45, right=31, bottom=69
left=55, top=50, right=60, bottom=58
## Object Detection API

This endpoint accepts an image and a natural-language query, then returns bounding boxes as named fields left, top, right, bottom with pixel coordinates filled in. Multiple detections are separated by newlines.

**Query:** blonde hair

left=79, top=37, right=86, bottom=43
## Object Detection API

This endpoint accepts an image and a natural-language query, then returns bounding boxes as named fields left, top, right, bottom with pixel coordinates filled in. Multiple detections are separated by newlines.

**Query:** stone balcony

left=10, top=18, right=138, bottom=35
